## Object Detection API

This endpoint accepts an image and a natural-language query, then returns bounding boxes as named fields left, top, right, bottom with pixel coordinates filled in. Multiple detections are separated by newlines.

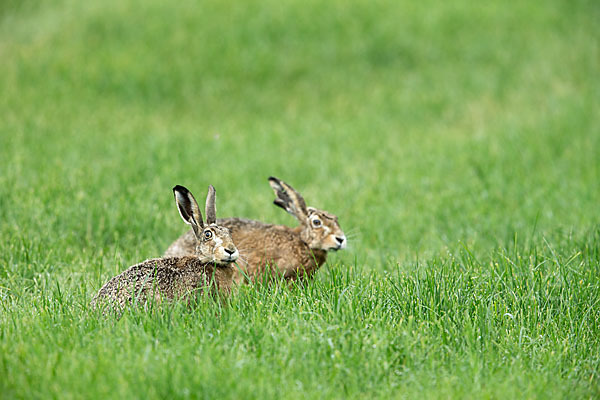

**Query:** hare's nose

left=224, top=248, right=236, bottom=255
left=335, top=236, right=345, bottom=245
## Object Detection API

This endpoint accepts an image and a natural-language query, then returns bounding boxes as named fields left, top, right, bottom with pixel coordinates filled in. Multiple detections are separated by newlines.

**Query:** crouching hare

left=93, top=185, right=238, bottom=312
left=165, top=177, right=346, bottom=283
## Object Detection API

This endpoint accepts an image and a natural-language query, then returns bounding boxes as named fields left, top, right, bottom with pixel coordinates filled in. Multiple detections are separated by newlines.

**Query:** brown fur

left=92, top=185, right=239, bottom=312
left=164, top=177, right=346, bottom=283
left=91, top=256, right=235, bottom=311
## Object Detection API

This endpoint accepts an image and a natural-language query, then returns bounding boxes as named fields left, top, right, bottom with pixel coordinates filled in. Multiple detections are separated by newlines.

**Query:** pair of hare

left=93, top=177, right=347, bottom=311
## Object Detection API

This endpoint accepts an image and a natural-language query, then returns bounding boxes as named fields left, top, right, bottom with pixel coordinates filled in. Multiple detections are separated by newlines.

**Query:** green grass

left=1, top=0, right=599, bottom=398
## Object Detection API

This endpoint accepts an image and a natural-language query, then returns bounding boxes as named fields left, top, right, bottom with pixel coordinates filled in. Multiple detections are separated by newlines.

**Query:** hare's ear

left=268, top=176, right=309, bottom=223
left=173, top=185, right=204, bottom=236
left=205, top=185, right=217, bottom=225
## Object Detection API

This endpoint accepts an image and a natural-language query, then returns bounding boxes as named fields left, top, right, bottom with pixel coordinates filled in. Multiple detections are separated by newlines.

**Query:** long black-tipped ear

left=173, top=185, right=204, bottom=237
left=268, top=176, right=309, bottom=223
left=205, top=185, right=216, bottom=225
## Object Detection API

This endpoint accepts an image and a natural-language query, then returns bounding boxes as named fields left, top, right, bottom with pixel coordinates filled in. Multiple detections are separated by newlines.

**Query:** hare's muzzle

left=221, top=246, right=239, bottom=263
left=333, top=235, right=347, bottom=251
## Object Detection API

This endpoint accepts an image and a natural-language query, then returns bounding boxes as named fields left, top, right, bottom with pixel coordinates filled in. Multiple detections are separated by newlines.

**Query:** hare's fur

left=92, top=256, right=235, bottom=310
left=164, top=177, right=345, bottom=283
left=93, top=185, right=238, bottom=311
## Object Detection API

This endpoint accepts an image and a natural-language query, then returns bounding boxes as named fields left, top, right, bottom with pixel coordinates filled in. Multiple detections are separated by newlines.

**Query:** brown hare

left=165, top=177, right=346, bottom=283
left=93, top=185, right=238, bottom=311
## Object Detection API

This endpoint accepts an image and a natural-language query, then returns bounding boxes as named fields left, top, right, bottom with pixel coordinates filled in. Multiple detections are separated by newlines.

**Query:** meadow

left=1, top=0, right=599, bottom=398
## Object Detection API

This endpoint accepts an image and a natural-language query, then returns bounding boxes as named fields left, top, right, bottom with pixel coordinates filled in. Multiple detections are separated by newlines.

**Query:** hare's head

left=268, top=177, right=347, bottom=252
left=173, top=185, right=239, bottom=265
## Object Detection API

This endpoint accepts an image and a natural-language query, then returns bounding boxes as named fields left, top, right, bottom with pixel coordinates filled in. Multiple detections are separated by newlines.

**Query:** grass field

left=1, top=0, right=599, bottom=398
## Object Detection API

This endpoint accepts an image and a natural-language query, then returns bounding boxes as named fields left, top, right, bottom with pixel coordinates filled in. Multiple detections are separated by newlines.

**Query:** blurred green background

left=2, top=0, right=598, bottom=265
left=1, top=0, right=599, bottom=398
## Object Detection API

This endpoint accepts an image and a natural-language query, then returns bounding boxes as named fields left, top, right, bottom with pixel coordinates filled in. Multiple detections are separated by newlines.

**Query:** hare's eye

left=204, top=230, right=213, bottom=240
left=312, top=218, right=322, bottom=227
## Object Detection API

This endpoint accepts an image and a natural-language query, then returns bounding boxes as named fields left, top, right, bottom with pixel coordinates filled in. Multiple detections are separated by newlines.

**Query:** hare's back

left=219, top=217, right=297, bottom=240
left=95, top=257, right=205, bottom=306
left=218, top=217, right=319, bottom=277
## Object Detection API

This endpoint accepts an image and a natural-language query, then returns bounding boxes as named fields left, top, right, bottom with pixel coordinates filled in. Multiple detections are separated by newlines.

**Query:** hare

left=164, top=177, right=346, bottom=283
left=92, top=185, right=239, bottom=311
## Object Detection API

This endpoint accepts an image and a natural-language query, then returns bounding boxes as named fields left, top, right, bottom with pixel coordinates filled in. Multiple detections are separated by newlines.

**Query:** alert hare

left=93, top=185, right=238, bottom=311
